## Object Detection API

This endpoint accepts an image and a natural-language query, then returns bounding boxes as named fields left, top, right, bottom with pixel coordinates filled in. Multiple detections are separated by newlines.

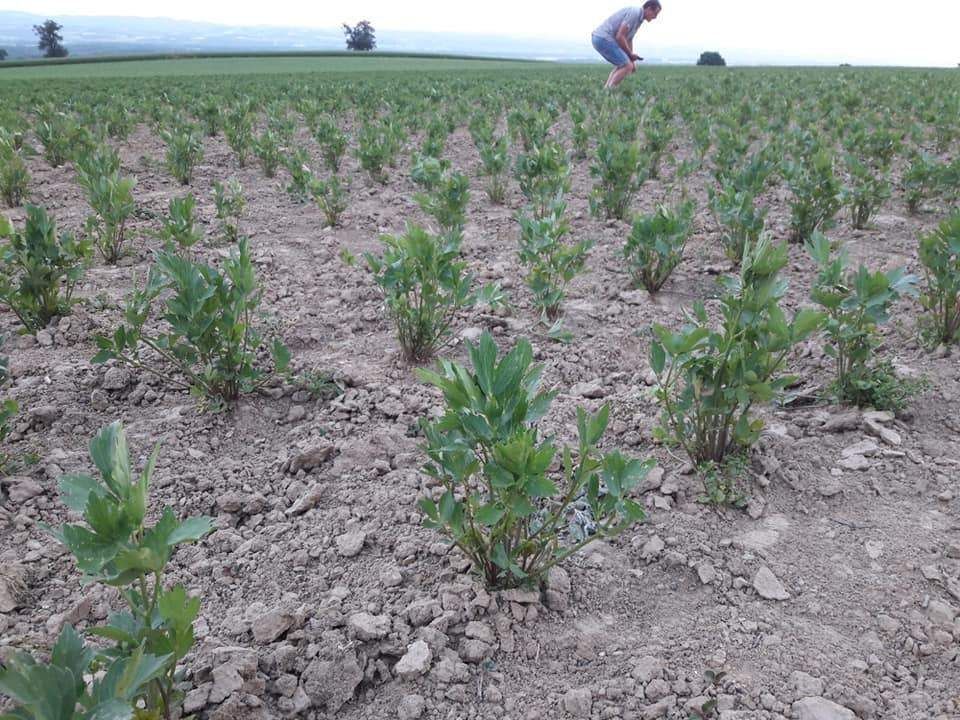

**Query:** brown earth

left=1, top=113, right=959, bottom=720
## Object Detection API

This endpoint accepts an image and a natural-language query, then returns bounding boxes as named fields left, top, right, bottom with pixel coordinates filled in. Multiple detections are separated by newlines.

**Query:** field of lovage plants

left=0, top=56, right=959, bottom=720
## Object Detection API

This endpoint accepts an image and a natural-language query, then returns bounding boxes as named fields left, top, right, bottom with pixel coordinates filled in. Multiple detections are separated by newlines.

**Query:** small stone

left=380, top=566, right=404, bottom=587
left=29, top=405, right=59, bottom=426
left=35, top=329, right=54, bottom=347
left=645, top=678, right=671, bottom=701
left=862, top=410, right=894, bottom=424
left=697, top=562, right=717, bottom=585
left=631, top=656, right=664, bottom=683
left=395, top=640, right=432, bottom=680
left=251, top=607, right=294, bottom=644
left=639, top=466, right=664, bottom=493
left=841, top=439, right=879, bottom=458
left=821, top=411, right=861, bottom=432
left=838, top=455, right=871, bottom=471
left=183, top=685, right=211, bottom=713
left=563, top=687, right=593, bottom=718
left=458, top=638, right=491, bottom=664
left=864, top=541, right=883, bottom=560
left=790, top=670, right=825, bottom=698
left=347, top=612, right=391, bottom=640
left=818, top=479, right=843, bottom=498
left=5, top=477, right=44, bottom=503
left=208, top=664, right=243, bottom=704
left=641, top=535, right=665, bottom=562
left=102, top=367, right=131, bottom=391
left=0, top=563, right=28, bottom=613
left=301, top=652, right=364, bottom=713
left=460, top=327, right=483, bottom=343
left=398, top=694, right=427, bottom=720
left=464, top=621, right=495, bottom=644
left=752, top=566, right=790, bottom=601
left=285, top=443, right=336, bottom=473
left=570, top=380, right=606, bottom=399
left=545, top=566, right=572, bottom=611
left=336, top=531, right=366, bottom=558
left=792, top=697, right=856, bottom=720
left=926, top=600, right=957, bottom=627
left=864, top=418, right=901, bottom=446
left=286, top=405, right=307, bottom=423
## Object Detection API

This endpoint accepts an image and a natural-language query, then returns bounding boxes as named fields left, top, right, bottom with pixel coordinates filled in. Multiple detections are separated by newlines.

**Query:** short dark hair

left=643, top=0, right=662, bottom=9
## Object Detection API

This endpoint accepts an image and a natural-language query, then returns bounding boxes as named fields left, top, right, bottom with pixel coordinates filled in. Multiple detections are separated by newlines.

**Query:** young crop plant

left=784, top=150, right=842, bottom=243
left=417, top=332, right=652, bottom=590
left=197, top=98, right=222, bottom=137
left=160, top=122, right=204, bottom=185
left=15, top=420, right=213, bottom=719
left=624, top=201, right=695, bottom=293
left=918, top=212, right=960, bottom=346
left=77, top=146, right=137, bottom=264
left=642, top=117, right=676, bottom=180
left=285, top=149, right=316, bottom=203
left=421, top=115, right=450, bottom=159
left=0, top=134, right=30, bottom=208
left=807, top=233, right=921, bottom=410
left=34, top=111, right=74, bottom=168
left=474, top=132, right=510, bottom=205
left=365, top=223, right=501, bottom=362
left=517, top=202, right=592, bottom=321
left=357, top=120, right=393, bottom=183
left=903, top=152, right=940, bottom=214
left=213, top=178, right=245, bottom=244
left=0, top=205, right=91, bottom=332
left=841, top=154, right=891, bottom=230
left=508, top=106, right=554, bottom=152
left=514, top=141, right=571, bottom=218
left=0, top=335, right=16, bottom=475
left=93, top=239, right=290, bottom=408
left=224, top=106, right=254, bottom=167
left=410, top=153, right=450, bottom=192
left=589, top=135, right=647, bottom=220
left=253, top=128, right=283, bottom=178
left=651, top=236, right=824, bottom=470
left=312, top=114, right=348, bottom=171
left=157, top=194, right=202, bottom=255
left=415, top=171, right=470, bottom=238
left=709, top=184, right=767, bottom=264
left=311, top=175, right=349, bottom=228
left=570, top=105, right=590, bottom=160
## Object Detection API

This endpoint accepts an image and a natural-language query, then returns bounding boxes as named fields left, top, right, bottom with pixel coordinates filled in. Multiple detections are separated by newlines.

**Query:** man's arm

left=615, top=22, right=642, bottom=63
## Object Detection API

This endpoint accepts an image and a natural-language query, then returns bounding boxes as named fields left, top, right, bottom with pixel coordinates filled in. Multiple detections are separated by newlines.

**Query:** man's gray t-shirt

left=594, top=7, right=644, bottom=41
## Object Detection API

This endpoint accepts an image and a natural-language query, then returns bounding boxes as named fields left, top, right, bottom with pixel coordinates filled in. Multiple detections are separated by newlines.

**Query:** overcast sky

left=5, top=0, right=959, bottom=66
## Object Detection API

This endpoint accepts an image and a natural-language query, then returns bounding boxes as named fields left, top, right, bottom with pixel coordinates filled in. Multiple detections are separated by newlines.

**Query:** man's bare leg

left=605, top=62, right=635, bottom=89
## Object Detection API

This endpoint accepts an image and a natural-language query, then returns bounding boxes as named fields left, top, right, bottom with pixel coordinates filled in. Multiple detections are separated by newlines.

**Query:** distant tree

left=0, top=49, right=7, bottom=61
left=697, top=51, right=726, bottom=67
left=34, top=19, right=69, bottom=58
left=343, top=20, right=376, bottom=52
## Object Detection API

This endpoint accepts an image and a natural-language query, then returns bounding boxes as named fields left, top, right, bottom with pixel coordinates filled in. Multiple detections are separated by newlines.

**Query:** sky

left=4, top=0, right=960, bottom=66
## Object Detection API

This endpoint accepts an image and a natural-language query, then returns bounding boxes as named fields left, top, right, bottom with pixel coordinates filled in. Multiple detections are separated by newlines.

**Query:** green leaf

left=476, top=503, right=506, bottom=527
left=650, top=342, right=666, bottom=375
left=166, top=515, right=213, bottom=546
left=271, top=339, right=291, bottom=373
left=58, top=474, right=107, bottom=513
left=84, top=699, right=135, bottom=720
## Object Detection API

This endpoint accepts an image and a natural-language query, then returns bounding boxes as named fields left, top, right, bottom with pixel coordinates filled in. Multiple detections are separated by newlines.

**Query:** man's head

left=643, top=0, right=662, bottom=21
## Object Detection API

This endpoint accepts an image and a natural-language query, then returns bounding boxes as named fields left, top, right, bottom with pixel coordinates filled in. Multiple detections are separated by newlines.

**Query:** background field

left=1, top=56, right=959, bottom=720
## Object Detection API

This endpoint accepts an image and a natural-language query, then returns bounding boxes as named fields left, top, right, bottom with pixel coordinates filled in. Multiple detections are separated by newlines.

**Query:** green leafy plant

left=357, top=120, right=400, bottom=183
left=0, top=623, right=173, bottom=720
left=709, top=184, right=767, bottom=264
left=77, top=146, right=137, bottom=264
left=415, top=171, right=470, bottom=237
left=253, top=128, right=282, bottom=178
left=34, top=111, right=74, bottom=168
left=570, top=105, right=590, bottom=160
left=213, top=178, right=244, bottom=244
left=224, top=106, right=253, bottom=167
left=642, top=117, right=675, bottom=180
left=311, top=174, right=349, bottom=228
left=0, top=205, right=91, bottom=332
left=651, top=236, right=823, bottom=466
left=841, top=154, right=891, bottom=229
left=807, top=232, right=920, bottom=409
left=312, top=115, right=348, bottom=172
left=514, top=141, right=571, bottom=218
left=589, top=135, right=647, bottom=220
left=417, top=332, right=652, bottom=590
left=157, top=194, right=201, bottom=255
left=624, top=201, right=694, bottom=293
left=410, top=153, right=449, bottom=192
left=160, top=122, right=204, bottom=185
left=903, top=151, right=940, bottom=214
left=476, top=132, right=509, bottom=204
left=284, top=149, right=316, bottom=203
left=93, top=239, right=290, bottom=407
left=517, top=201, right=591, bottom=321
left=918, top=212, right=960, bottom=346
left=0, top=334, right=16, bottom=475
left=784, top=150, right=842, bottom=243
left=41, top=420, right=213, bottom=718
left=0, top=131, right=30, bottom=207
left=365, top=223, right=501, bottom=362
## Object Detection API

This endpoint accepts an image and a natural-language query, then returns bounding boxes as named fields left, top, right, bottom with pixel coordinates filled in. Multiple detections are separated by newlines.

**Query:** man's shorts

left=592, top=33, right=630, bottom=67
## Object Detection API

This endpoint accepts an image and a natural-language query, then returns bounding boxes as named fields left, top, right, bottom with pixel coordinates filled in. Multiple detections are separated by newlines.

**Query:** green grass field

left=0, top=54, right=576, bottom=81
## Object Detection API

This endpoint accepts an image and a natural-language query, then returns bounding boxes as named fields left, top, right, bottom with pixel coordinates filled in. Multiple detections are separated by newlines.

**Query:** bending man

left=592, top=1, right=662, bottom=89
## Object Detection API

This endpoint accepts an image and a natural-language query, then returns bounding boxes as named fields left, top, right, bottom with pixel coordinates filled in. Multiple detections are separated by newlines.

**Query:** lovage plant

left=418, top=333, right=653, bottom=590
